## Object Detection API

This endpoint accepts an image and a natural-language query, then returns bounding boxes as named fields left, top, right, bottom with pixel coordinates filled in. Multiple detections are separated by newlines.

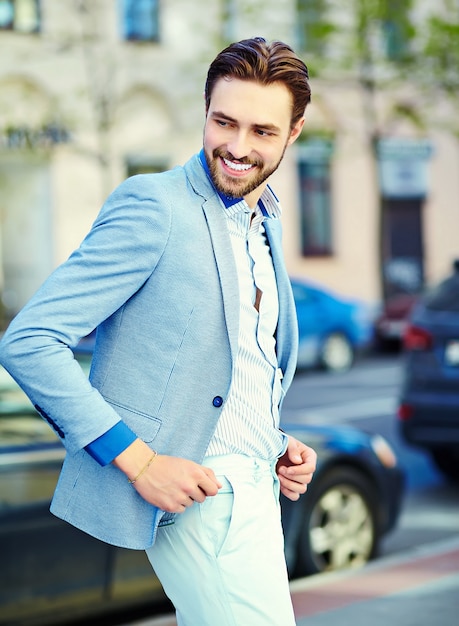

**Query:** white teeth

left=223, top=158, right=253, bottom=171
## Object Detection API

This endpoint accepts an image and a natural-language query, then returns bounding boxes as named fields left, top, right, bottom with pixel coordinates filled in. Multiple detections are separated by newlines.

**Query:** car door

left=0, top=369, right=163, bottom=626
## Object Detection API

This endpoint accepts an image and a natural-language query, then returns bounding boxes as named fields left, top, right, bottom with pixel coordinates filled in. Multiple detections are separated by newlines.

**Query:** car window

left=424, top=276, right=459, bottom=312
left=0, top=409, right=63, bottom=509
left=0, top=358, right=83, bottom=511
left=0, top=457, right=63, bottom=508
left=0, top=413, right=59, bottom=446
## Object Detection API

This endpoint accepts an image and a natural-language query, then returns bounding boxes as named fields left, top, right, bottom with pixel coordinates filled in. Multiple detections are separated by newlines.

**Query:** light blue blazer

left=0, top=153, right=298, bottom=549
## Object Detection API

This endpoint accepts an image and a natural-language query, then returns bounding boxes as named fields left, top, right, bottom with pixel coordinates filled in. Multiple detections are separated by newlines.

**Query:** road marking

left=399, top=509, right=459, bottom=530
left=282, top=396, right=398, bottom=424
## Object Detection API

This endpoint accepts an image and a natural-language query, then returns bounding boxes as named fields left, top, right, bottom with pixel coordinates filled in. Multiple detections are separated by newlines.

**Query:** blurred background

left=0, top=0, right=458, bottom=327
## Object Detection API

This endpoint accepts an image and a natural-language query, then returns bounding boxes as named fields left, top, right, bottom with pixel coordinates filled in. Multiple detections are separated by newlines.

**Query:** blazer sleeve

left=0, top=174, right=172, bottom=456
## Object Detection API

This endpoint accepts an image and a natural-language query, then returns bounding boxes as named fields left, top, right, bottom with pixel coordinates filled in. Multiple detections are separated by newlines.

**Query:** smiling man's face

left=203, top=78, right=304, bottom=208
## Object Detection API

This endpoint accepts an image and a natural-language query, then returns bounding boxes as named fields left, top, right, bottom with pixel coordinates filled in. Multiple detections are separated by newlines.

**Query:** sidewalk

left=291, top=536, right=459, bottom=626
left=131, top=537, right=459, bottom=626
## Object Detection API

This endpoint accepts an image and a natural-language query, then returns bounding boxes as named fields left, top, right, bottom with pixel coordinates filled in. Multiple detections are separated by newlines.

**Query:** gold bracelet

left=128, top=451, right=158, bottom=485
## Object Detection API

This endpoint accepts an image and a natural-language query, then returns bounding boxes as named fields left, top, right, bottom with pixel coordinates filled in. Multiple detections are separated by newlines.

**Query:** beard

left=204, top=145, right=286, bottom=199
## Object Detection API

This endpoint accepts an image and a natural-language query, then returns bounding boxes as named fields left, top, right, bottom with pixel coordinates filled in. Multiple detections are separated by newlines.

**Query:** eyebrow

left=210, top=111, right=281, bottom=133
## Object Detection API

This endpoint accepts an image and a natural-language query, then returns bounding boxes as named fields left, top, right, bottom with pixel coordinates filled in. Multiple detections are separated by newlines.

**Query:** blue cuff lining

left=85, top=422, right=138, bottom=466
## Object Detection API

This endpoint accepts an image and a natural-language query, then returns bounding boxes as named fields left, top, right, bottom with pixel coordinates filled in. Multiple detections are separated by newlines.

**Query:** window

left=118, top=0, right=159, bottom=42
left=0, top=0, right=40, bottom=33
left=298, top=139, right=333, bottom=257
left=221, top=0, right=237, bottom=43
left=296, top=0, right=334, bottom=56
left=382, top=19, right=411, bottom=61
left=381, top=1, right=414, bottom=61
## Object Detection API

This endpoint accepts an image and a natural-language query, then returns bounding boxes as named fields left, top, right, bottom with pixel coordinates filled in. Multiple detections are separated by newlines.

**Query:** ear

left=287, top=117, right=305, bottom=146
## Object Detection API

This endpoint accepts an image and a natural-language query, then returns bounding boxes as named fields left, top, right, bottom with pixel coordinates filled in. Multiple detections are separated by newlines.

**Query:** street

left=282, top=353, right=459, bottom=558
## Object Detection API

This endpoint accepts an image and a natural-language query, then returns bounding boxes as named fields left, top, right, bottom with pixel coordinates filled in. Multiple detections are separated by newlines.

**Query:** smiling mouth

left=222, top=157, right=256, bottom=173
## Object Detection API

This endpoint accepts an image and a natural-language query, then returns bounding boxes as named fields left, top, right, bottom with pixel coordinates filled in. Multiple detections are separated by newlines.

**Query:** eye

left=255, top=128, right=274, bottom=137
left=214, top=118, right=234, bottom=129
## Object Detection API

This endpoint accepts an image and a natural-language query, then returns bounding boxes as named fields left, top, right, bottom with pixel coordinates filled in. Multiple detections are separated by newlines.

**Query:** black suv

left=398, top=260, right=459, bottom=482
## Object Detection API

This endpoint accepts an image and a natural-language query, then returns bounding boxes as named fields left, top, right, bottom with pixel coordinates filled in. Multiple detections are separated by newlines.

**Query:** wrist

left=112, top=438, right=155, bottom=478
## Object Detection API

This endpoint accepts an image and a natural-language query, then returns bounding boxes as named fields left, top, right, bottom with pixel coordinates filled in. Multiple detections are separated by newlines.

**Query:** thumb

left=290, top=442, right=303, bottom=464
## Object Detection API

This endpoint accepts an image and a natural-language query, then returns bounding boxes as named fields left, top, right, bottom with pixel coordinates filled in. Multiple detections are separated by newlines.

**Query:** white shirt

left=206, top=187, right=288, bottom=460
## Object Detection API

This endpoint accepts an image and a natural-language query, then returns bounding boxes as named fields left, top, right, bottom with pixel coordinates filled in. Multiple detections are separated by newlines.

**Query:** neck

left=244, top=183, right=266, bottom=209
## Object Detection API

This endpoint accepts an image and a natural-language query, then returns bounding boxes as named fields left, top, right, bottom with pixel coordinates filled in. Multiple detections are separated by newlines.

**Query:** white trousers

left=146, top=455, right=296, bottom=626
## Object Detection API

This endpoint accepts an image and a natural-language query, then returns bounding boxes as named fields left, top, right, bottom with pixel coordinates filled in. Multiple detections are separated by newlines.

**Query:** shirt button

left=212, top=396, right=223, bottom=407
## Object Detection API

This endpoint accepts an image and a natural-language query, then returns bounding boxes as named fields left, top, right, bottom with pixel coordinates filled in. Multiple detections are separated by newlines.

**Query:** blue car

left=291, top=278, right=375, bottom=372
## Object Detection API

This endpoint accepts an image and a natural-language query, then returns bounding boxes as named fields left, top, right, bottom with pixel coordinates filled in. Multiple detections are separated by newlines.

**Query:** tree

left=418, top=0, right=459, bottom=135
left=296, top=0, right=426, bottom=299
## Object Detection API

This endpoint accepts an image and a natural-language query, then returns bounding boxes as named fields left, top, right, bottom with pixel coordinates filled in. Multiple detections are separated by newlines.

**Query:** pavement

left=124, top=536, right=459, bottom=626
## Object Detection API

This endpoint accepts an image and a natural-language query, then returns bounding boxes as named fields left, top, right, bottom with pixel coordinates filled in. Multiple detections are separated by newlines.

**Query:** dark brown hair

left=205, top=37, right=311, bottom=127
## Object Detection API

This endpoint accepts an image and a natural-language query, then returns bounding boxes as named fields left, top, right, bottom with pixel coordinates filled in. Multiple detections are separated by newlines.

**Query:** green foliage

left=299, top=127, right=335, bottom=143
left=297, top=0, right=416, bottom=76
left=391, top=102, right=426, bottom=130
left=296, top=0, right=337, bottom=55
left=422, top=2, right=459, bottom=97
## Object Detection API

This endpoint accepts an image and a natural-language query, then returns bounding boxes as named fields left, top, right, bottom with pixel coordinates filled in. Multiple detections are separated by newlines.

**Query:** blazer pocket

left=105, top=398, right=162, bottom=443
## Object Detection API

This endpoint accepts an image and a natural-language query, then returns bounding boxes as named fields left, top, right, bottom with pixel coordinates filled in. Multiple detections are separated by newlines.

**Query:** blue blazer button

left=212, top=396, right=223, bottom=407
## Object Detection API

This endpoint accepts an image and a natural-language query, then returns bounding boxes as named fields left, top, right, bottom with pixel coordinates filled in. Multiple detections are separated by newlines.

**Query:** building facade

left=0, top=0, right=457, bottom=322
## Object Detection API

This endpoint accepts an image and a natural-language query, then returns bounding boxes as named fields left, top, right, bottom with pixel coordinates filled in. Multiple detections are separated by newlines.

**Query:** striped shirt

left=205, top=187, right=288, bottom=460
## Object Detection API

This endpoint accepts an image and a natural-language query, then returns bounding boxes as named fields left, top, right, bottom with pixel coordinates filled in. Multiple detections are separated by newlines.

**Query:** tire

left=295, top=467, right=379, bottom=576
left=319, top=333, right=354, bottom=373
left=431, top=448, right=459, bottom=483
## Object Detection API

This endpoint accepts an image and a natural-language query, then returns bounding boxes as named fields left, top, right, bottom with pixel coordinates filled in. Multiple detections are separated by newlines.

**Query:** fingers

left=278, top=470, right=311, bottom=501
left=276, top=438, right=317, bottom=502
left=278, top=462, right=315, bottom=481
left=279, top=483, right=302, bottom=501
left=131, top=456, right=222, bottom=513
left=185, top=468, right=222, bottom=504
left=279, top=473, right=313, bottom=490
left=201, top=467, right=223, bottom=493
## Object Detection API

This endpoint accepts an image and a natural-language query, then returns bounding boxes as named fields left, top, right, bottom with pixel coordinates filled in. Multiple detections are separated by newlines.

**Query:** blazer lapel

left=184, top=154, right=239, bottom=363
left=202, top=197, right=239, bottom=364
left=264, top=219, right=299, bottom=386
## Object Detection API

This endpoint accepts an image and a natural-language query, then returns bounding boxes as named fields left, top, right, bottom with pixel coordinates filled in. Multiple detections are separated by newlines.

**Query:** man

left=0, top=37, right=316, bottom=625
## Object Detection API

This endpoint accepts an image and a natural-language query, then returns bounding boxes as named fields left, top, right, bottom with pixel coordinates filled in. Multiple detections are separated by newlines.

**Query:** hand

left=276, top=435, right=317, bottom=501
left=113, top=439, right=222, bottom=513
left=132, top=455, right=222, bottom=512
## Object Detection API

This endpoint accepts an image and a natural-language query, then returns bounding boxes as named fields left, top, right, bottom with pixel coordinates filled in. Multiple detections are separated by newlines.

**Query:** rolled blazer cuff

left=85, top=421, right=138, bottom=466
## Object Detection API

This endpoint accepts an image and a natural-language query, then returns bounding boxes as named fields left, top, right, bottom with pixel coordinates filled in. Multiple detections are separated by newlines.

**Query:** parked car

left=398, top=261, right=459, bottom=482
left=373, top=292, right=418, bottom=351
left=0, top=363, right=403, bottom=626
left=280, top=422, right=403, bottom=577
left=291, top=278, right=375, bottom=372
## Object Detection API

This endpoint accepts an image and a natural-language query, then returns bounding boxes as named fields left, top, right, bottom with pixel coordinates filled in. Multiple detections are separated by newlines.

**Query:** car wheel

left=319, top=333, right=354, bottom=372
left=430, top=448, right=459, bottom=483
left=295, top=467, right=379, bottom=576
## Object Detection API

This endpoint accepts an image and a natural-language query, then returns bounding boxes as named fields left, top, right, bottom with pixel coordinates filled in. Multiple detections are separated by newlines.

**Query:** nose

left=226, top=130, right=251, bottom=160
